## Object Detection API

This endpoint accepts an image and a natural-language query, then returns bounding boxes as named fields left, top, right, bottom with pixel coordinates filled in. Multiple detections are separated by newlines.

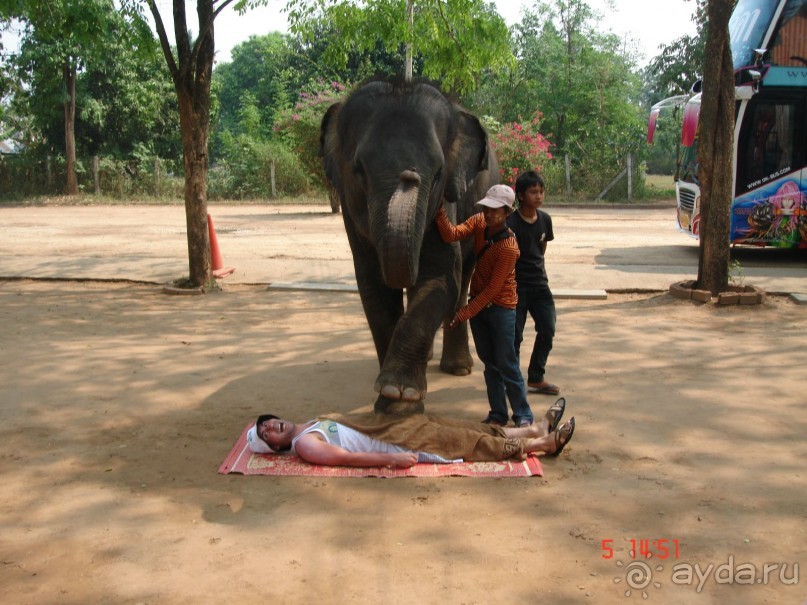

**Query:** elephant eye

left=352, top=160, right=366, bottom=186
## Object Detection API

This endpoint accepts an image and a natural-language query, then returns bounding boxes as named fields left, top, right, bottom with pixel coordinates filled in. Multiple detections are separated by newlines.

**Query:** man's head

left=514, top=171, right=545, bottom=210
left=249, top=414, right=294, bottom=453
left=515, top=171, right=545, bottom=197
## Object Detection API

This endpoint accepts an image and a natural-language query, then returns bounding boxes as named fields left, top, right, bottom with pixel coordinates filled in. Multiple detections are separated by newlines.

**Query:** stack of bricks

left=669, top=280, right=766, bottom=306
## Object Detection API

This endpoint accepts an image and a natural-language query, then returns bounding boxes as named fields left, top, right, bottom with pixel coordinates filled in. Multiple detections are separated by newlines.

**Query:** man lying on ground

left=246, top=398, right=574, bottom=468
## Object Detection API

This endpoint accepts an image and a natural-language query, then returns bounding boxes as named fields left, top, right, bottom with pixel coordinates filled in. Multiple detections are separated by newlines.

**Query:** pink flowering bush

left=488, top=113, right=553, bottom=187
left=274, top=80, right=348, bottom=186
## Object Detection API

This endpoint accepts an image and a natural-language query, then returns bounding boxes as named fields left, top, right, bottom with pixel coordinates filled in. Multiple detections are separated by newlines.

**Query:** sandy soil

left=1, top=280, right=805, bottom=604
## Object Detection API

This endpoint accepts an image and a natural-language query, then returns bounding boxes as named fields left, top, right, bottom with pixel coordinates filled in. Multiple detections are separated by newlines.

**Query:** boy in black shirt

left=507, top=171, right=560, bottom=395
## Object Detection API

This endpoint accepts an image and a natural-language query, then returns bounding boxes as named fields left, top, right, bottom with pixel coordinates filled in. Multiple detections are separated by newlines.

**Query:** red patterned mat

left=218, top=423, right=543, bottom=478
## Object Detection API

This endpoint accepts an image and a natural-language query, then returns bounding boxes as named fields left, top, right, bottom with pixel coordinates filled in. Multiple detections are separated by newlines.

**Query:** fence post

left=627, top=153, right=633, bottom=200
left=154, top=158, right=161, bottom=193
left=270, top=160, right=276, bottom=198
left=92, top=155, right=100, bottom=194
left=565, top=154, right=572, bottom=195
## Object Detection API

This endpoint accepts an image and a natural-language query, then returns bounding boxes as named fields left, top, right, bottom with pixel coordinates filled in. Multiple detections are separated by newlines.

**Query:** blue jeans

left=514, top=286, right=556, bottom=384
left=469, top=305, right=533, bottom=425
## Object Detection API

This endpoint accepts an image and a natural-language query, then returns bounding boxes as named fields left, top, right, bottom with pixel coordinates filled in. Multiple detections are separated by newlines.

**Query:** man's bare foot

left=522, top=418, right=575, bottom=456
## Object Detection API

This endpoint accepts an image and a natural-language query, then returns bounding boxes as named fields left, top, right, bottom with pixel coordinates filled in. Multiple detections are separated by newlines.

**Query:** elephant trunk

left=375, top=169, right=423, bottom=289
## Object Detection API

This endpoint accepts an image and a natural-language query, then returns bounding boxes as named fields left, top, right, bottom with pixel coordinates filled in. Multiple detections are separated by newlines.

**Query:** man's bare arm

left=294, top=434, right=418, bottom=468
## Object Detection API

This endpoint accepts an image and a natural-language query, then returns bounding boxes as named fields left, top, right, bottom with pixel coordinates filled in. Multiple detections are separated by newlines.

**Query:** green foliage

left=209, top=135, right=311, bottom=199
left=6, top=0, right=175, bottom=158
left=470, top=0, right=648, bottom=198
left=212, top=33, right=294, bottom=148
left=77, top=34, right=179, bottom=158
left=0, top=154, right=49, bottom=198
left=286, top=0, right=514, bottom=94
left=728, top=259, right=745, bottom=287
left=0, top=152, right=184, bottom=200
left=273, top=80, right=348, bottom=190
left=2, top=0, right=705, bottom=205
left=644, top=109, right=683, bottom=175
left=284, top=22, right=419, bottom=87
left=210, top=74, right=316, bottom=199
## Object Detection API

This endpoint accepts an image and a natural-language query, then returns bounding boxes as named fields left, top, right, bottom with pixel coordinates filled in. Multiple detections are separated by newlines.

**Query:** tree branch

left=146, top=0, right=179, bottom=78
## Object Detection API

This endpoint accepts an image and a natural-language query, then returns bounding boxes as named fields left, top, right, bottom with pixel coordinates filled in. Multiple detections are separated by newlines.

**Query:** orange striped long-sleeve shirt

left=434, top=207, right=519, bottom=322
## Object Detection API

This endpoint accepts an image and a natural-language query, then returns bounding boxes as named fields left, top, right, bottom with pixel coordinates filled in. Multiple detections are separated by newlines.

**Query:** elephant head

left=321, top=79, right=491, bottom=289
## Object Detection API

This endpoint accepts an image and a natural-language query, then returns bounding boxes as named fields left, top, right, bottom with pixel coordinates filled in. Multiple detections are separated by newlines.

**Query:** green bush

left=0, top=152, right=184, bottom=201
left=208, top=136, right=312, bottom=200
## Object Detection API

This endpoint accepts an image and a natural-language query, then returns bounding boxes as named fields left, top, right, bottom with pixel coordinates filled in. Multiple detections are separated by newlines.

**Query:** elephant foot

left=379, top=383, right=423, bottom=402
left=374, top=394, right=425, bottom=416
left=374, top=367, right=427, bottom=404
left=439, top=357, right=473, bottom=376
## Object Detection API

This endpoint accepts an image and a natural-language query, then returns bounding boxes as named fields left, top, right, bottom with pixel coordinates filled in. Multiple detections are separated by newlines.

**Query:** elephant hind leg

left=440, top=359, right=473, bottom=376
left=440, top=322, right=474, bottom=376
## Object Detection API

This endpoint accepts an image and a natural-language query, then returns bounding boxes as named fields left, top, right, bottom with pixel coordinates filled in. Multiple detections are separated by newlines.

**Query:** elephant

left=320, top=77, right=499, bottom=415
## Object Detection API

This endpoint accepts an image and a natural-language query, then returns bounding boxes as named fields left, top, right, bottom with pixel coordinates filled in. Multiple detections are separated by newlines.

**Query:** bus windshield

left=730, top=0, right=781, bottom=67
left=731, top=0, right=807, bottom=68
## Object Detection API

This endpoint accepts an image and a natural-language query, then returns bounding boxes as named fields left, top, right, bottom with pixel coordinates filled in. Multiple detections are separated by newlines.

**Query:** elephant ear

left=443, top=109, right=490, bottom=204
left=320, top=103, right=343, bottom=196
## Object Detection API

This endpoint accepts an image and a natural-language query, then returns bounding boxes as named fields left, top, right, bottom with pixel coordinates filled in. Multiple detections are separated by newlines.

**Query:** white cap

left=247, top=425, right=275, bottom=453
left=476, top=184, right=515, bottom=210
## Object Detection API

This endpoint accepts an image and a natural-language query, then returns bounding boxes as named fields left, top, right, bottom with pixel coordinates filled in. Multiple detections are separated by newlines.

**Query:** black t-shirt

left=506, top=209, right=554, bottom=288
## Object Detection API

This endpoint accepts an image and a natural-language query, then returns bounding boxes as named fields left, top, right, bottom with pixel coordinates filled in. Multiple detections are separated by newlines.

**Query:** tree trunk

left=696, top=0, right=735, bottom=294
left=169, top=0, right=217, bottom=288
left=405, top=0, right=414, bottom=81
left=177, top=89, right=212, bottom=288
left=92, top=155, right=100, bottom=194
left=63, top=61, right=78, bottom=196
left=148, top=0, right=226, bottom=288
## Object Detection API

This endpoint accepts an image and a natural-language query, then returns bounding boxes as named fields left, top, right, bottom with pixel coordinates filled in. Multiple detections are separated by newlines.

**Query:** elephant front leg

left=373, top=290, right=439, bottom=415
left=374, top=254, right=458, bottom=414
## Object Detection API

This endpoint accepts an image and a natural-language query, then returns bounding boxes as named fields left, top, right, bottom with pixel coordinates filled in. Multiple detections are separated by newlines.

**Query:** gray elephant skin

left=320, top=78, right=499, bottom=414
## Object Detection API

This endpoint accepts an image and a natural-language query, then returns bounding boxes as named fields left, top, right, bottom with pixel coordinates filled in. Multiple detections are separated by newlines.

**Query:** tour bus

left=648, top=0, right=807, bottom=248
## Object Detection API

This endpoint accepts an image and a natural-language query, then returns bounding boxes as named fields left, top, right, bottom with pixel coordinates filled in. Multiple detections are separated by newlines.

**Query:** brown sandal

left=543, top=397, right=566, bottom=434
left=549, top=417, right=575, bottom=457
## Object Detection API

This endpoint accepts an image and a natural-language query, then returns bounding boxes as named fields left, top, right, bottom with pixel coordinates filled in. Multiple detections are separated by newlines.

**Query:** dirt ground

left=1, top=279, right=805, bottom=604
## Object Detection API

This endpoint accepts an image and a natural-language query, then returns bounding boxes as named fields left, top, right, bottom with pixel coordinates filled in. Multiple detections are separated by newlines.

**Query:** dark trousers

left=469, top=305, right=533, bottom=425
left=514, top=286, right=556, bottom=384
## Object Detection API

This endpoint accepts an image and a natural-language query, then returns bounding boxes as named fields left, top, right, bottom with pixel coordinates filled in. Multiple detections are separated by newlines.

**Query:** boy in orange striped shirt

left=435, top=185, right=535, bottom=427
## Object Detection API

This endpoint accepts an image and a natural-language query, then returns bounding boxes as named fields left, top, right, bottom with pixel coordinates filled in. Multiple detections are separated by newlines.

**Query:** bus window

left=737, top=101, right=797, bottom=193
left=769, top=0, right=807, bottom=66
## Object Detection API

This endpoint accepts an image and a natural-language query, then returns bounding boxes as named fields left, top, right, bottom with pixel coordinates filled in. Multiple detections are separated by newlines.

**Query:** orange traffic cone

left=208, top=214, right=235, bottom=279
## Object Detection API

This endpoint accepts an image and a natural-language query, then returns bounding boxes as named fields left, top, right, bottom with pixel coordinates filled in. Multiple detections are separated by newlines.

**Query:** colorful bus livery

left=649, top=0, right=807, bottom=249
left=734, top=177, right=807, bottom=246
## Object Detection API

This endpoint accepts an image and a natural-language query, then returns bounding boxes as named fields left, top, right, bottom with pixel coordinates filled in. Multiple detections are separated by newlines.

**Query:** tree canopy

left=285, top=0, right=514, bottom=94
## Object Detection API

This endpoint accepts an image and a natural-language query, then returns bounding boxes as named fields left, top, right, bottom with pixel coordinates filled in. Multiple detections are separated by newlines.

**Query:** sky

left=208, top=0, right=698, bottom=65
